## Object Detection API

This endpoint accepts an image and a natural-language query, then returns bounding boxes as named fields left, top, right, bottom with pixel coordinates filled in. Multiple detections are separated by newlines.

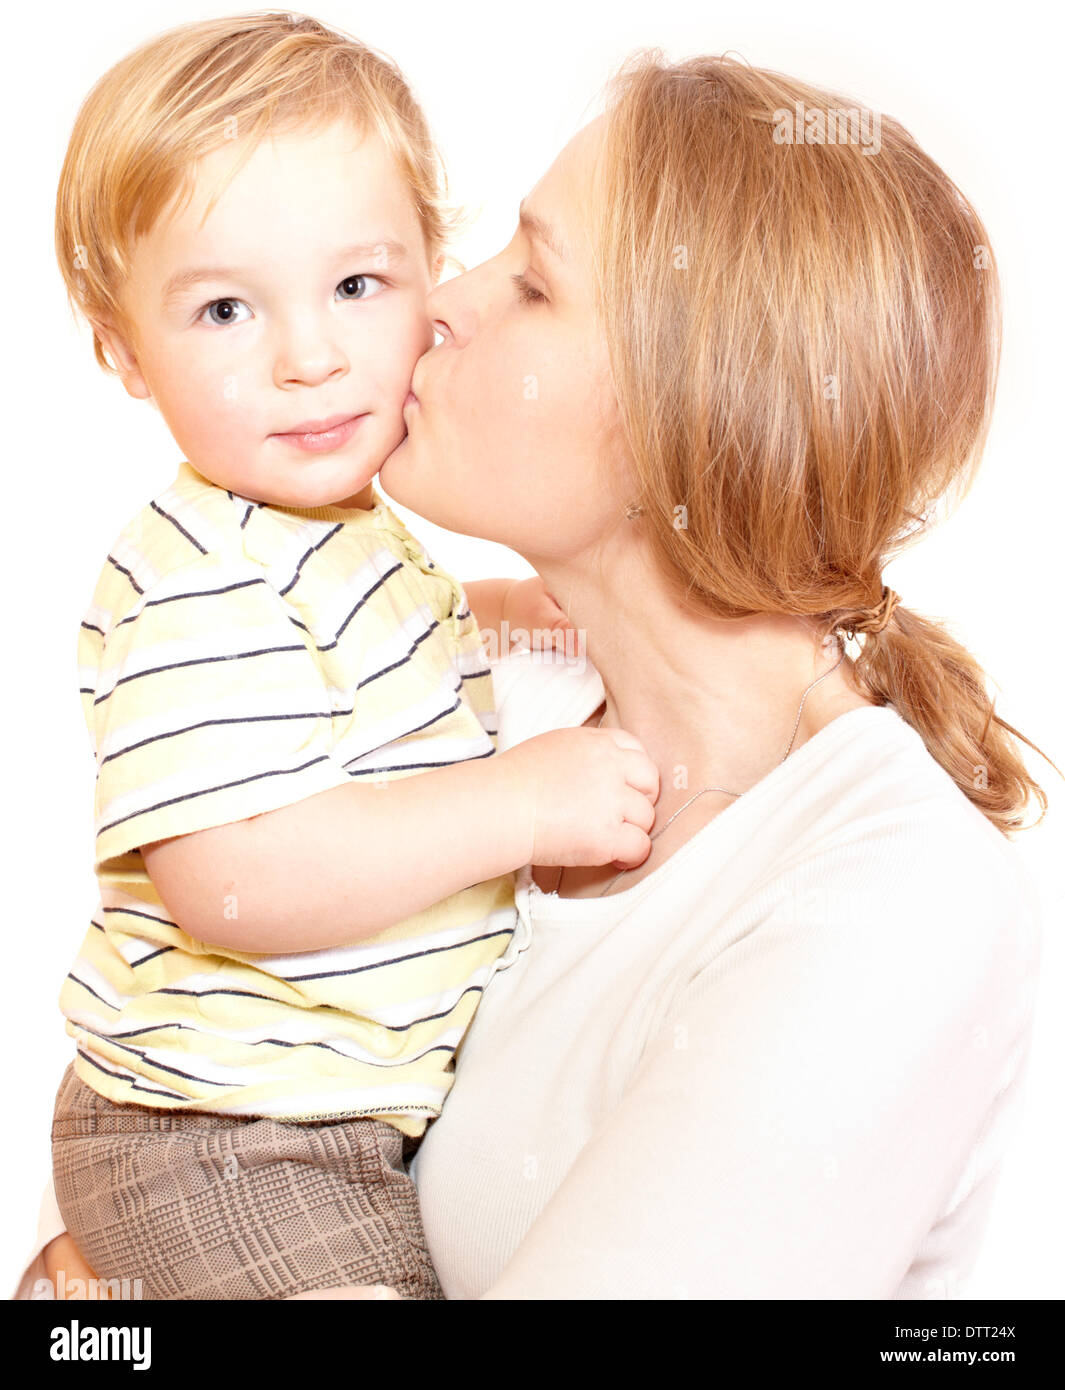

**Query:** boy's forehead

left=164, top=121, right=422, bottom=251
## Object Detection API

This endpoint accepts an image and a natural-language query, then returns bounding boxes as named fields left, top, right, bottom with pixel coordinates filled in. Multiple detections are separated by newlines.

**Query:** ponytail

left=819, top=594, right=1055, bottom=836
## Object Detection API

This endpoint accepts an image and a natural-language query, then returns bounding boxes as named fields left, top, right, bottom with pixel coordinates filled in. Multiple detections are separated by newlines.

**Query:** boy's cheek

left=187, top=363, right=257, bottom=421
left=163, top=382, right=257, bottom=466
left=373, top=319, right=435, bottom=399
left=390, top=295, right=435, bottom=357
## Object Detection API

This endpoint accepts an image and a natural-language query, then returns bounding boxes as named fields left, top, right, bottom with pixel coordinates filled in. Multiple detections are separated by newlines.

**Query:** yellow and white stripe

left=61, top=461, right=515, bottom=1136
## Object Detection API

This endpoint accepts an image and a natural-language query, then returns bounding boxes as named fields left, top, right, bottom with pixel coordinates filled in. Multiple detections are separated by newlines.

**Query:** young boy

left=49, top=12, right=658, bottom=1300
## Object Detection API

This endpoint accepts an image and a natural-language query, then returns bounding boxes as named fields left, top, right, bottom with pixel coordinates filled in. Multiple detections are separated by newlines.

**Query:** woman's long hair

left=593, top=52, right=1055, bottom=835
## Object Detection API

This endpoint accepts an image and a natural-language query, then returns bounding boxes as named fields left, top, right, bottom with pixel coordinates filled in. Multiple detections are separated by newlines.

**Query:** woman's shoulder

left=759, top=708, right=1043, bottom=1038
left=488, top=647, right=605, bottom=750
left=643, top=699, right=1042, bottom=993
left=829, top=705, right=1040, bottom=892
left=775, top=703, right=1040, bottom=922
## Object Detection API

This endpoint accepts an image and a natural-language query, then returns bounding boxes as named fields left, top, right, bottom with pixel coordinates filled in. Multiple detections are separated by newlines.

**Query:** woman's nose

left=426, top=273, right=478, bottom=348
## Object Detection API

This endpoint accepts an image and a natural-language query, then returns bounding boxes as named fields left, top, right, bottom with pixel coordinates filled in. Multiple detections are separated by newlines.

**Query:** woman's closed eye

left=511, top=272, right=547, bottom=305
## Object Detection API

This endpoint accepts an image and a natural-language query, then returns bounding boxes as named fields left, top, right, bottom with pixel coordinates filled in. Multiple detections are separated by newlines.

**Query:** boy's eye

left=336, top=274, right=385, bottom=301
left=511, top=272, right=546, bottom=305
left=195, top=275, right=386, bottom=325
left=199, top=298, right=252, bottom=327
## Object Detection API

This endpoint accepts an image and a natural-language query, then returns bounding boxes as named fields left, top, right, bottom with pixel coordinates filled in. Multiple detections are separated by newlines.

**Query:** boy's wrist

left=479, top=745, right=536, bottom=872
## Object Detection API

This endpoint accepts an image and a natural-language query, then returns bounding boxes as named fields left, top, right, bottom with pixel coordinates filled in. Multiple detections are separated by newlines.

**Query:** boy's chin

left=377, top=436, right=410, bottom=497
left=301, top=463, right=375, bottom=510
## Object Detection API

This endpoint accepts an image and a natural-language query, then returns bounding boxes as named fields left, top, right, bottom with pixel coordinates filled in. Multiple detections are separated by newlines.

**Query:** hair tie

left=846, top=585, right=901, bottom=638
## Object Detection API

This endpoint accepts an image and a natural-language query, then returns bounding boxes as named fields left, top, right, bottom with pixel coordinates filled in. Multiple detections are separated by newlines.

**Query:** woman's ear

left=432, top=251, right=446, bottom=285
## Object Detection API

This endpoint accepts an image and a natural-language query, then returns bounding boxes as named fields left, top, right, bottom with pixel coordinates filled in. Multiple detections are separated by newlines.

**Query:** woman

left=24, top=52, right=1049, bottom=1299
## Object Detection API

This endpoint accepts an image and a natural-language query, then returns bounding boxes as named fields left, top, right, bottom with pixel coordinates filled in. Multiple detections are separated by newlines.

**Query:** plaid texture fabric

left=51, top=1063, right=444, bottom=1300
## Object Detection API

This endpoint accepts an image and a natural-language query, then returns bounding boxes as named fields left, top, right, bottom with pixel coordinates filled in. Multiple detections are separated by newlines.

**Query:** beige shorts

left=50, top=1062, right=444, bottom=1300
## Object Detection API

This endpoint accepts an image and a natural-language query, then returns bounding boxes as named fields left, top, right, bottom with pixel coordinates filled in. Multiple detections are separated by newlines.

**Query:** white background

left=3, top=0, right=1061, bottom=1297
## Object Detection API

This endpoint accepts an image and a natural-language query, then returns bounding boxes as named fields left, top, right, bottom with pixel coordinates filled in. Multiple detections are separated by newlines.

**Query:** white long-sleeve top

left=14, top=649, right=1042, bottom=1300
left=409, top=649, right=1042, bottom=1299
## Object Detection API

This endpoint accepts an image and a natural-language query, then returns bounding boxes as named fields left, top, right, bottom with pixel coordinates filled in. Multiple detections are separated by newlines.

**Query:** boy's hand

left=501, top=578, right=574, bottom=655
left=499, top=727, right=660, bottom=871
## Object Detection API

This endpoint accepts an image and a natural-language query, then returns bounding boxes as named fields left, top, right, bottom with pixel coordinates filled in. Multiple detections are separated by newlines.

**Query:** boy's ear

left=94, top=318, right=153, bottom=402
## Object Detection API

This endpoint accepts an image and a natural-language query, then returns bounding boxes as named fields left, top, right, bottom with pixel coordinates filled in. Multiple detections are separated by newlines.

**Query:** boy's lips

left=273, top=411, right=363, bottom=435
left=271, top=412, right=367, bottom=454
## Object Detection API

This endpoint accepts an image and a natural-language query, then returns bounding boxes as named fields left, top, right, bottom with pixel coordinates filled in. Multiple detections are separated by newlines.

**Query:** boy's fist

left=499, top=725, right=660, bottom=871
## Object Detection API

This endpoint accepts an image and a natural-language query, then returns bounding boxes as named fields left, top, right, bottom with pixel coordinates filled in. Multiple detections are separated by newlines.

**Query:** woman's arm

left=12, top=1178, right=100, bottom=1300
left=462, top=578, right=516, bottom=640
left=464, top=577, right=572, bottom=657
left=42, top=1234, right=104, bottom=1295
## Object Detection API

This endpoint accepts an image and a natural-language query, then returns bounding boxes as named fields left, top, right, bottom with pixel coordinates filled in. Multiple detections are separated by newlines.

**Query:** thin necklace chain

left=551, top=641, right=847, bottom=899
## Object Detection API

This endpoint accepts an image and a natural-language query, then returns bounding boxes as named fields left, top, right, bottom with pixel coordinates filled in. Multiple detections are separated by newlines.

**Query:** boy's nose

left=274, top=341, right=348, bottom=390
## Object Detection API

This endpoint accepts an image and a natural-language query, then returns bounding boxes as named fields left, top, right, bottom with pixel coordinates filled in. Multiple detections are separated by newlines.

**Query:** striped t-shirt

left=60, top=460, right=517, bottom=1137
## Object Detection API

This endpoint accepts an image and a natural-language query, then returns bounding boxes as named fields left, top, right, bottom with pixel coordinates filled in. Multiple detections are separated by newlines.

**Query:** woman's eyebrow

left=518, top=201, right=566, bottom=262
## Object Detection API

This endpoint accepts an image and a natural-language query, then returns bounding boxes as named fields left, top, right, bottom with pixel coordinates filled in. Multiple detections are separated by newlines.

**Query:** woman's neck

left=530, top=549, right=873, bottom=898
left=540, top=552, right=870, bottom=788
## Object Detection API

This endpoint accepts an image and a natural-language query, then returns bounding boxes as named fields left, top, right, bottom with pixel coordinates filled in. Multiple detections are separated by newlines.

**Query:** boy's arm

left=142, top=726, right=659, bottom=956
left=141, top=753, right=525, bottom=956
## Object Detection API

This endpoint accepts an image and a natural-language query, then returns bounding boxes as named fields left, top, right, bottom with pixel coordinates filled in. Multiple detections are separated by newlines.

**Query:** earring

left=624, top=504, right=644, bottom=520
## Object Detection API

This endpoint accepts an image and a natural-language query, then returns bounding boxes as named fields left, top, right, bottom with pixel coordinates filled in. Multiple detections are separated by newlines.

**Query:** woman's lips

left=271, top=413, right=366, bottom=453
